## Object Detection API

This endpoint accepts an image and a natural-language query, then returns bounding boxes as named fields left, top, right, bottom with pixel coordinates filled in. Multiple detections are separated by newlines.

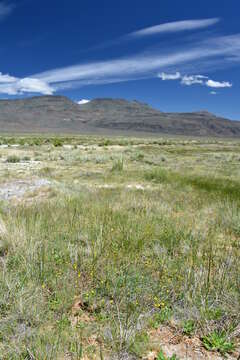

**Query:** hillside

left=0, top=95, right=240, bottom=136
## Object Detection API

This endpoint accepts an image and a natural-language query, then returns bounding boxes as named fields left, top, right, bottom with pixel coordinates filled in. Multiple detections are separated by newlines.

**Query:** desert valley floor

left=0, top=134, right=239, bottom=359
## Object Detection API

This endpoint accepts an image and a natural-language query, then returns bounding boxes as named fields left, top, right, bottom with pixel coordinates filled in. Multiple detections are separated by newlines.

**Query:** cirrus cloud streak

left=35, top=34, right=240, bottom=87
left=129, top=18, right=220, bottom=38
left=0, top=31, right=239, bottom=95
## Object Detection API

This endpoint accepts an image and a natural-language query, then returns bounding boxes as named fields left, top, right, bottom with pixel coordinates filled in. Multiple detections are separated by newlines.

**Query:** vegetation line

left=145, top=168, right=240, bottom=200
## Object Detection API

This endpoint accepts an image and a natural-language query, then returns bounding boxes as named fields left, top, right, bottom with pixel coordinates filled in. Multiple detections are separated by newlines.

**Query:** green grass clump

left=202, top=331, right=235, bottom=354
left=182, top=320, right=195, bottom=336
left=52, top=138, right=64, bottom=147
left=6, top=155, right=20, bottom=163
left=111, top=158, right=124, bottom=172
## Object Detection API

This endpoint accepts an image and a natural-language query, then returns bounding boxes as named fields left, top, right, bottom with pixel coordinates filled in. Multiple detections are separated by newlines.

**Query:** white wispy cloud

left=0, top=1, right=14, bottom=21
left=206, top=79, right=232, bottom=88
left=210, top=91, right=217, bottom=95
left=82, top=18, right=220, bottom=53
left=35, top=51, right=205, bottom=85
left=16, top=78, right=54, bottom=94
left=0, top=72, right=16, bottom=83
left=129, top=18, right=220, bottom=38
left=158, top=72, right=181, bottom=80
left=157, top=70, right=232, bottom=90
left=0, top=73, right=54, bottom=95
left=181, top=74, right=207, bottom=85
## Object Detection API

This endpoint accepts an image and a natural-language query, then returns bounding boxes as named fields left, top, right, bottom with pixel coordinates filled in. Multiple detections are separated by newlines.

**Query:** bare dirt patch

left=0, top=178, right=51, bottom=201
left=146, top=325, right=238, bottom=360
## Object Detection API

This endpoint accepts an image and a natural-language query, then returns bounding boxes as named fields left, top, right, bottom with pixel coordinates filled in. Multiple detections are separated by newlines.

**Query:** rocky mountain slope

left=0, top=95, right=239, bottom=136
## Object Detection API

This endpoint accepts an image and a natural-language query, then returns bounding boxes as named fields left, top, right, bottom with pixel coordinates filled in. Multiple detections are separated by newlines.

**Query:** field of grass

left=0, top=135, right=239, bottom=359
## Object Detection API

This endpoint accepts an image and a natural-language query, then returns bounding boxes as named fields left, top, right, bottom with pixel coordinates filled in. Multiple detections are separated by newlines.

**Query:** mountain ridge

left=0, top=95, right=239, bottom=137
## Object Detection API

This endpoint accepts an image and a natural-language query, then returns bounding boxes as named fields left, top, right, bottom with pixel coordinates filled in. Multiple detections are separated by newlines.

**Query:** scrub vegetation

left=0, top=134, right=239, bottom=359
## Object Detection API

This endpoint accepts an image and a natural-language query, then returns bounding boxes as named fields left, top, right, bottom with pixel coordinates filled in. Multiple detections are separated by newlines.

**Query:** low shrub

left=6, top=155, right=20, bottom=163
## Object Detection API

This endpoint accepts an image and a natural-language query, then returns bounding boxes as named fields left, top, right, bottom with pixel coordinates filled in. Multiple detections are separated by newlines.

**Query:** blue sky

left=0, top=0, right=240, bottom=119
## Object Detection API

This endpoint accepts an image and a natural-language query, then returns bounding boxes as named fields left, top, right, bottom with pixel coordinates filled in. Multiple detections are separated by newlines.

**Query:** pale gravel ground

left=0, top=179, right=51, bottom=200
left=0, top=179, right=155, bottom=201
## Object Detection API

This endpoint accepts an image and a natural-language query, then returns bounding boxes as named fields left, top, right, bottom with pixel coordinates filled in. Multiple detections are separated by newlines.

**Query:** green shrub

left=6, top=155, right=20, bottom=163
left=33, top=138, right=43, bottom=146
left=22, top=156, right=31, bottom=162
left=52, top=138, right=63, bottom=147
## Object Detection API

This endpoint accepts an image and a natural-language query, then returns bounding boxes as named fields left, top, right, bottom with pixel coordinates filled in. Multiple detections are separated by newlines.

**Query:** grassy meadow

left=0, top=135, right=239, bottom=359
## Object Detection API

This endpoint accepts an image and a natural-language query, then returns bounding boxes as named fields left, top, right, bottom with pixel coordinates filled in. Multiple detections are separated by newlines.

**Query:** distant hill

left=0, top=95, right=240, bottom=137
